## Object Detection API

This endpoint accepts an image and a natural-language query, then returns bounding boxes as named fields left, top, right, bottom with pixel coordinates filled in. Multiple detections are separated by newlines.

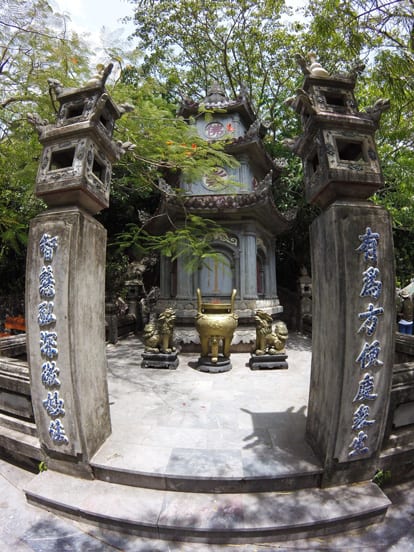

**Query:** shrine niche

left=148, top=83, right=291, bottom=348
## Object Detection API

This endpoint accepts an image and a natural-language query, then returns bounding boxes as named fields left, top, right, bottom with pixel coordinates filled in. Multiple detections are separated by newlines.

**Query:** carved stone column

left=26, top=66, right=129, bottom=475
left=287, top=55, right=394, bottom=485
left=243, top=228, right=258, bottom=299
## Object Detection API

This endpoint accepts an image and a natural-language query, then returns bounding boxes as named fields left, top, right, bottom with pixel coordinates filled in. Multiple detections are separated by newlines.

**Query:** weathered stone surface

left=307, top=201, right=395, bottom=480
left=141, top=352, right=179, bottom=370
left=0, top=358, right=33, bottom=421
left=25, top=470, right=391, bottom=544
left=26, top=207, right=111, bottom=462
left=196, top=356, right=232, bottom=373
left=0, top=335, right=26, bottom=358
left=249, top=354, right=288, bottom=370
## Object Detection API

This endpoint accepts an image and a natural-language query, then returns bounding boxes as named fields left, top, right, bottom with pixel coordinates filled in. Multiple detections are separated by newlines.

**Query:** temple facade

left=150, top=84, right=290, bottom=345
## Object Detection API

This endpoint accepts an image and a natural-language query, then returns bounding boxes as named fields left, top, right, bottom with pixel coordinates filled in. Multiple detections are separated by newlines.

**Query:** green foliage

left=128, top=0, right=304, bottom=122
left=99, top=75, right=239, bottom=289
left=2, top=0, right=414, bottom=293
left=38, top=460, right=48, bottom=473
left=114, top=214, right=228, bottom=273
left=372, top=468, right=391, bottom=488
left=110, top=77, right=238, bottom=192
left=303, top=0, right=414, bottom=282
left=0, top=0, right=92, bottom=294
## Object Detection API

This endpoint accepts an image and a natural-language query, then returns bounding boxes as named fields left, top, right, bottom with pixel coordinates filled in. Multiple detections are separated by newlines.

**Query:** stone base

left=249, top=354, right=288, bottom=370
left=196, top=356, right=232, bottom=373
left=141, top=352, right=179, bottom=370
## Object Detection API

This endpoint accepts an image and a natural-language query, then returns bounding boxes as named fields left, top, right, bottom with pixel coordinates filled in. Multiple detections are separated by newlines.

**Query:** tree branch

left=0, top=19, right=70, bottom=42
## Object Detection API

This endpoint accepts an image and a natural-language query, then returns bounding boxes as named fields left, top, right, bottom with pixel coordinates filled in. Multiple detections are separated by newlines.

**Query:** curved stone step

left=0, top=420, right=42, bottom=462
left=91, top=460, right=323, bottom=493
left=25, top=470, right=390, bottom=544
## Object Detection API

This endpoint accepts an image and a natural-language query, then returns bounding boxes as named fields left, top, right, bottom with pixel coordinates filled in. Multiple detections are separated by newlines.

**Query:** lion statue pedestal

left=249, top=310, right=288, bottom=370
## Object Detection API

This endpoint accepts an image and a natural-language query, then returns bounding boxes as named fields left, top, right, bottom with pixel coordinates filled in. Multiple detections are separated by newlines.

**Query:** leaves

left=2, top=0, right=414, bottom=293
left=114, top=215, right=228, bottom=273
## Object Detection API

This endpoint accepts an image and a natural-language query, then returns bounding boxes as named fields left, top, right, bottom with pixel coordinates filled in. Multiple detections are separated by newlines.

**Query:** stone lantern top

left=28, top=64, right=134, bottom=215
left=285, top=54, right=390, bottom=208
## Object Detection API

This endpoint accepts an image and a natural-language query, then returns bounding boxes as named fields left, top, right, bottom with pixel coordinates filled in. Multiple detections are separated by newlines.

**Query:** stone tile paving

left=97, top=333, right=320, bottom=480
left=1, top=458, right=414, bottom=550
left=1, top=333, right=413, bottom=550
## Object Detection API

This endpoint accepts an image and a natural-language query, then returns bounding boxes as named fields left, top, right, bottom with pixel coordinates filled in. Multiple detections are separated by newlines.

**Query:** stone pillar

left=308, top=201, right=395, bottom=484
left=266, top=238, right=278, bottom=299
left=286, top=55, right=394, bottom=485
left=25, top=65, right=129, bottom=475
left=176, top=255, right=192, bottom=299
left=26, top=208, right=111, bottom=473
left=244, top=229, right=257, bottom=299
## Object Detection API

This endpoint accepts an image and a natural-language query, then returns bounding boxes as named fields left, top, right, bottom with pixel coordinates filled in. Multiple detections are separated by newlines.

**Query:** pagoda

left=150, top=84, right=290, bottom=347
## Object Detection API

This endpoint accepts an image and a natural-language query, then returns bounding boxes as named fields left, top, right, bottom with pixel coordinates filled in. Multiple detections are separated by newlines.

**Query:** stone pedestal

left=26, top=207, right=111, bottom=472
left=249, top=354, right=288, bottom=370
left=141, top=352, right=179, bottom=370
left=196, top=356, right=232, bottom=373
left=307, top=201, right=395, bottom=485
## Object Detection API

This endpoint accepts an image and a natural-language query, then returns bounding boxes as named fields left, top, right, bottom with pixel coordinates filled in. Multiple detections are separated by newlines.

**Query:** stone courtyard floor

left=94, top=333, right=320, bottom=485
left=1, top=332, right=414, bottom=550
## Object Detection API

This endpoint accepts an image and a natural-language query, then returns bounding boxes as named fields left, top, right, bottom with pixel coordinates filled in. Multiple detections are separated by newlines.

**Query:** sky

left=52, top=0, right=306, bottom=69
left=53, top=0, right=135, bottom=41
left=53, top=0, right=305, bottom=38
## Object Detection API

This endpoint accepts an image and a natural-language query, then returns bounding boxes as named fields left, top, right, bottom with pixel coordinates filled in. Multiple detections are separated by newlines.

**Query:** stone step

left=25, top=470, right=390, bottom=544
left=0, top=420, right=42, bottom=461
left=91, top=459, right=323, bottom=493
left=0, top=412, right=37, bottom=437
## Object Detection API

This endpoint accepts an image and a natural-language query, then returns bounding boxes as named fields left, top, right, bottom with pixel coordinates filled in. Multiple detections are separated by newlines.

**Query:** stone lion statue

left=253, top=310, right=288, bottom=355
left=143, top=308, right=176, bottom=354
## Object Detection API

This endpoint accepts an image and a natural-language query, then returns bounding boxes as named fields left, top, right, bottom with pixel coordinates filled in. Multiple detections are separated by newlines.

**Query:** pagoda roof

left=178, top=83, right=257, bottom=127
left=145, top=178, right=293, bottom=237
left=225, top=131, right=279, bottom=179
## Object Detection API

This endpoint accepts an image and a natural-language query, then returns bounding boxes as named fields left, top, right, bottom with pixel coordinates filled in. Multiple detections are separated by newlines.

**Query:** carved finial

left=363, top=98, right=391, bottom=127
left=307, top=53, right=330, bottom=78
left=295, top=54, right=311, bottom=75
left=47, top=78, right=64, bottom=97
left=85, top=63, right=114, bottom=88
left=296, top=88, right=317, bottom=114
left=348, top=62, right=366, bottom=81
left=118, top=102, right=134, bottom=116
left=204, top=81, right=228, bottom=104
left=27, top=112, right=49, bottom=135
left=245, top=119, right=262, bottom=139
left=116, top=140, right=136, bottom=156
left=295, top=53, right=330, bottom=78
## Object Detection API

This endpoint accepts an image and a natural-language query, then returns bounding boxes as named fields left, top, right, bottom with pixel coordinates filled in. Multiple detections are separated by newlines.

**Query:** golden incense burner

left=195, top=288, right=238, bottom=367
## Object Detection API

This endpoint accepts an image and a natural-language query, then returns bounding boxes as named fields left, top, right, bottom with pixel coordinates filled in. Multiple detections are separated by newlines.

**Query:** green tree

left=100, top=73, right=239, bottom=294
left=303, top=0, right=414, bottom=282
left=128, top=0, right=304, bottom=128
left=126, top=0, right=414, bottom=285
left=126, top=0, right=321, bottom=283
left=0, top=0, right=92, bottom=294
